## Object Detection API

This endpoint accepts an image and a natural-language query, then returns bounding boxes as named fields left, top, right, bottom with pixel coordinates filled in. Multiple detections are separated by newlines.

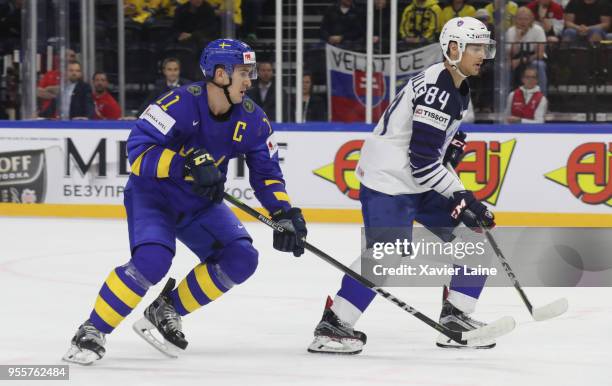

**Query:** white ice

left=0, top=217, right=610, bottom=386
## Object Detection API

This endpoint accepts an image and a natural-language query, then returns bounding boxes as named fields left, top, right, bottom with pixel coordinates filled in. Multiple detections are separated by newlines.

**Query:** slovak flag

left=326, top=45, right=390, bottom=122
left=326, top=43, right=442, bottom=122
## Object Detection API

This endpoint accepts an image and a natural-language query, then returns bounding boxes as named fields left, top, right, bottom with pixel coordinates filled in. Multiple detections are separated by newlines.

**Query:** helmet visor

left=234, top=64, right=258, bottom=80
left=465, top=41, right=496, bottom=60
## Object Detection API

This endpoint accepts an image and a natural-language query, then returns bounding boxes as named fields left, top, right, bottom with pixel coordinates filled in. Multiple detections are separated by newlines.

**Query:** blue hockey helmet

left=200, top=39, right=258, bottom=81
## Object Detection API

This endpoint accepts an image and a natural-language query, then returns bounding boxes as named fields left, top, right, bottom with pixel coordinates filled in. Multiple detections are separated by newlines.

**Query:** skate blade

left=462, top=316, right=516, bottom=346
left=132, top=317, right=181, bottom=358
left=436, top=334, right=496, bottom=349
left=307, top=336, right=363, bottom=355
left=62, top=345, right=100, bottom=365
left=532, top=298, right=568, bottom=321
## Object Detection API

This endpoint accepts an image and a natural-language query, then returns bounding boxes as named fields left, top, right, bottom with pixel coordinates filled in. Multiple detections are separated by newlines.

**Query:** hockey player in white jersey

left=308, top=17, right=497, bottom=354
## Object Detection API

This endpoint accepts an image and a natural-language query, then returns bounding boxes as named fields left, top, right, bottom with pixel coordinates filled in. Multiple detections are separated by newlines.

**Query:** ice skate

left=307, top=296, right=367, bottom=355
left=133, top=278, right=188, bottom=358
left=436, top=286, right=496, bottom=349
left=62, top=320, right=106, bottom=365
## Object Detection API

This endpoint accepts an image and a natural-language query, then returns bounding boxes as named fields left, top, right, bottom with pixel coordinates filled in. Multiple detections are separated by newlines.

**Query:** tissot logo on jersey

left=413, top=105, right=451, bottom=131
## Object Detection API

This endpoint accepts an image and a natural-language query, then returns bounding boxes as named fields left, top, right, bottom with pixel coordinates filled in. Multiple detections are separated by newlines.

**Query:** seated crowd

left=0, top=0, right=611, bottom=122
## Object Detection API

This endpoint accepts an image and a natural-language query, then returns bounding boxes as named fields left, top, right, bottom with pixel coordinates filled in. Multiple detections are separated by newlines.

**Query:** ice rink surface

left=0, top=217, right=610, bottom=386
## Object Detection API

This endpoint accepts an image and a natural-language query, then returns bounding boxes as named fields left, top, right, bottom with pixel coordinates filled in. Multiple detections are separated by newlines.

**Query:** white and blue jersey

left=357, top=62, right=470, bottom=198
left=330, top=63, right=486, bottom=325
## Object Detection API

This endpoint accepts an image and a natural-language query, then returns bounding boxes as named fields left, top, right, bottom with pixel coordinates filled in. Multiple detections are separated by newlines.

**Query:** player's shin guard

left=169, top=239, right=256, bottom=316
left=447, top=264, right=487, bottom=314
left=88, top=264, right=149, bottom=334
left=170, top=262, right=233, bottom=316
left=333, top=273, right=376, bottom=325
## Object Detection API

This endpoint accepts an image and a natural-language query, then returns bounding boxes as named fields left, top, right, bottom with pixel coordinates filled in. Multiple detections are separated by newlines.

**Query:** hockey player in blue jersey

left=63, top=39, right=308, bottom=365
left=308, top=17, right=497, bottom=354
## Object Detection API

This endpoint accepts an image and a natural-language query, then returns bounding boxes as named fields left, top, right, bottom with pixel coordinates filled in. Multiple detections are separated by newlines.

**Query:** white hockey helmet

left=439, top=17, right=496, bottom=67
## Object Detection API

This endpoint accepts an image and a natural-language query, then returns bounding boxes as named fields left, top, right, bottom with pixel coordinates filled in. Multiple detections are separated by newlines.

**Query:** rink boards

left=0, top=121, right=610, bottom=226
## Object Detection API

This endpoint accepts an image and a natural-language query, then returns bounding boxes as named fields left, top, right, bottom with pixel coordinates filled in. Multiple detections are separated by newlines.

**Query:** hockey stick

left=478, top=223, right=568, bottom=321
left=444, top=164, right=568, bottom=321
left=223, top=192, right=515, bottom=346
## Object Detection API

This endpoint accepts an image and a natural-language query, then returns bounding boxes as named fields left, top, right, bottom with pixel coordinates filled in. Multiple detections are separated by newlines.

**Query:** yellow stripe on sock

left=194, top=264, right=224, bottom=301
left=94, top=296, right=124, bottom=327
left=156, top=149, right=176, bottom=178
left=273, top=191, right=290, bottom=202
left=105, top=270, right=142, bottom=309
left=177, top=278, right=201, bottom=313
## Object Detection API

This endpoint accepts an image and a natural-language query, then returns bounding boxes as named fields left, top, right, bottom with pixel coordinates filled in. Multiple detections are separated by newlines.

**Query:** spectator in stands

left=301, top=73, right=326, bottom=122
left=139, top=57, right=191, bottom=113
left=373, top=0, right=391, bottom=53
left=506, top=65, right=548, bottom=123
left=562, top=0, right=611, bottom=44
left=399, top=0, right=442, bottom=45
left=208, top=0, right=243, bottom=29
left=440, top=0, right=476, bottom=27
left=484, top=0, right=518, bottom=29
left=39, top=61, right=95, bottom=119
left=247, top=61, right=278, bottom=119
left=37, top=49, right=77, bottom=115
left=320, top=0, right=365, bottom=50
left=473, top=8, right=494, bottom=36
left=507, top=7, right=548, bottom=94
left=124, top=0, right=173, bottom=24
left=173, top=0, right=219, bottom=47
left=92, top=72, right=121, bottom=120
left=527, top=0, right=564, bottom=42
left=0, top=65, right=18, bottom=119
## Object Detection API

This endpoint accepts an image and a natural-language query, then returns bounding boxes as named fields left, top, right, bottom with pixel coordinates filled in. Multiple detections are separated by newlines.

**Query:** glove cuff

left=272, top=207, right=302, bottom=221
left=452, top=190, right=475, bottom=204
left=170, top=155, right=186, bottom=179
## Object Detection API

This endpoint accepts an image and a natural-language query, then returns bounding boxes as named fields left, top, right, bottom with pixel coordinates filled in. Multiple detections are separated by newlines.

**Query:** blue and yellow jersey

left=127, top=82, right=290, bottom=215
left=440, top=4, right=476, bottom=27
left=399, top=0, right=443, bottom=41
left=484, top=1, right=518, bottom=30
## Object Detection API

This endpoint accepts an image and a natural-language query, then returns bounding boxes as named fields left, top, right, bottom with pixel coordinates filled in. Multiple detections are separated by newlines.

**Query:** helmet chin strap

left=210, top=78, right=234, bottom=106
left=445, top=49, right=468, bottom=79
left=450, top=62, right=469, bottom=79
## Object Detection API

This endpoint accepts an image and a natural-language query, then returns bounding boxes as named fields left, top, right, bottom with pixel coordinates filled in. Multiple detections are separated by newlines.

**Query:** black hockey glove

left=271, top=207, right=308, bottom=257
left=443, top=130, right=467, bottom=169
left=184, top=148, right=226, bottom=204
left=450, top=190, right=495, bottom=231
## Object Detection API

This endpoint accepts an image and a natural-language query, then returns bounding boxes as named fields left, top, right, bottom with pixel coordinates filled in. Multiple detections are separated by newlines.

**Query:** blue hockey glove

left=185, top=148, right=226, bottom=204
left=443, top=130, right=467, bottom=169
left=271, top=207, right=308, bottom=257
left=450, top=190, right=495, bottom=231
